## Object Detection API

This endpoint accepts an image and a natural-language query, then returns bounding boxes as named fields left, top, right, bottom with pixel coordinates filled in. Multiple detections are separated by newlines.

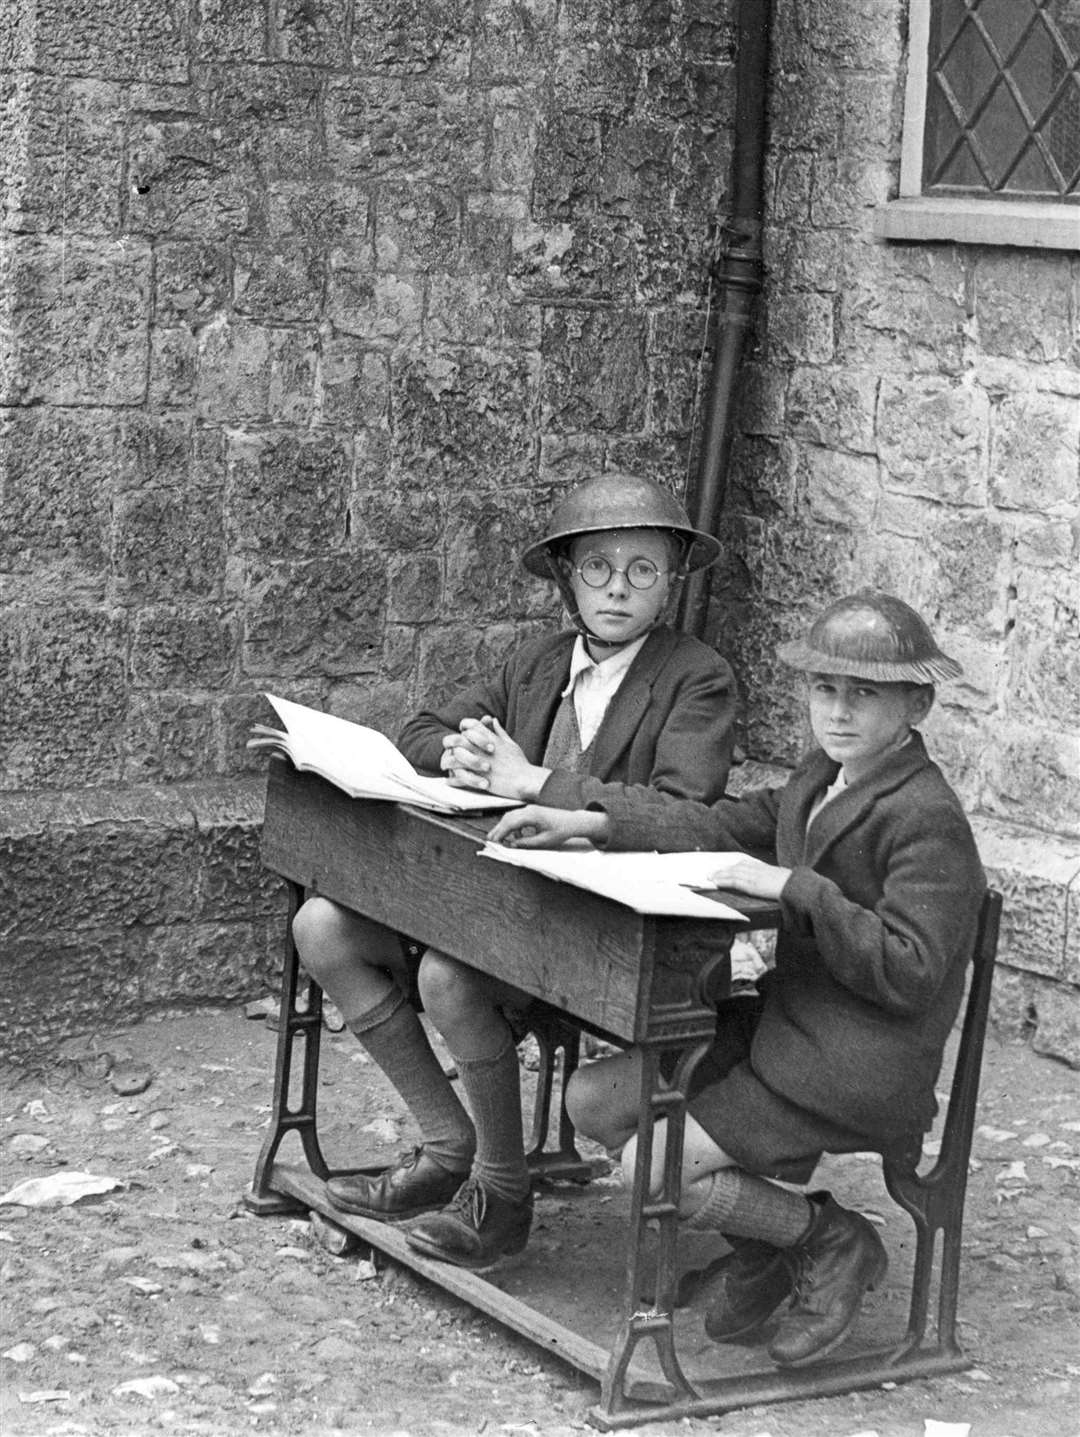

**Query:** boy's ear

left=907, top=684, right=935, bottom=724
left=667, top=531, right=690, bottom=576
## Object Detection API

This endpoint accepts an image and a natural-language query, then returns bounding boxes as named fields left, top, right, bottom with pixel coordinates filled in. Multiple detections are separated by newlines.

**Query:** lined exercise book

left=248, top=695, right=522, bottom=815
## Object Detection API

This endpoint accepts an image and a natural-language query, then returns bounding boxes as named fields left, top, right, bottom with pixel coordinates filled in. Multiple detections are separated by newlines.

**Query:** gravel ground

left=1, top=1005, right=1078, bottom=1437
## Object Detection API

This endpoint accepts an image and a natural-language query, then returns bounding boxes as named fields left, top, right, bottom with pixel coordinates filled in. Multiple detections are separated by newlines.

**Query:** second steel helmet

left=776, top=591, right=962, bottom=685
left=521, top=472, right=721, bottom=577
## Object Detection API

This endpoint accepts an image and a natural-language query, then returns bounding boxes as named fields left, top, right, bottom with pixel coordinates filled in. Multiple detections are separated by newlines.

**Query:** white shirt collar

left=562, top=633, right=647, bottom=695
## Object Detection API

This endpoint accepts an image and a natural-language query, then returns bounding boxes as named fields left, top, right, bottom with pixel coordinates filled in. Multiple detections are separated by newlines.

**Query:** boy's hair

left=778, top=591, right=961, bottom=686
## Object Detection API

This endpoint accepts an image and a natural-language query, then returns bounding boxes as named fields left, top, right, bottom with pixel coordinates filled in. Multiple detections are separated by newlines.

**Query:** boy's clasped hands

left=440, top=715, right=550, bottom=803
left=487, top=803, right=793, bottom=900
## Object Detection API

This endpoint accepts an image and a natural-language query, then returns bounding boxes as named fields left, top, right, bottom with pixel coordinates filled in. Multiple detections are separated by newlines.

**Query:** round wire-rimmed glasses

left=571, top=555, right=667, bottom=590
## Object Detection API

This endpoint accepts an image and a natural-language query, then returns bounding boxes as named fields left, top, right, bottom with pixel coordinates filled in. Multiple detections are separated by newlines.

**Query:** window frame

left=874, top=0, right=1080, bottom=250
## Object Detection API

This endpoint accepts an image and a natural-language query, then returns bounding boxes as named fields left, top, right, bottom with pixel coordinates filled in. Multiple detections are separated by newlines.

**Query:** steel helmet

left=521, top=472, right=721, bottom=577
left=776, top=591, right=962, bottom=685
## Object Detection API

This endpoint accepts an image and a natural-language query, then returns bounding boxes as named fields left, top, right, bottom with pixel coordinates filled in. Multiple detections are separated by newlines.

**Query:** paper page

left=479, top=844, right=748, bottom=921
left=397, top=774, right=522, bottom=813
left=579, top=851, right=746, bottom=889
left=259, top=696, right=521, bottom=813
left=264, top=694, right=420, bottom=783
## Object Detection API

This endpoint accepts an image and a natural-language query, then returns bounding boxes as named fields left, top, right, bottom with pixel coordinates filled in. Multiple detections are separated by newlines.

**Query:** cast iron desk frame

left=246, top=762, right=971, bottom=1428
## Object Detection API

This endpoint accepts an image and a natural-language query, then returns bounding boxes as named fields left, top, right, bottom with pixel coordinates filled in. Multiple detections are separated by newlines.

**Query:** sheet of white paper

left=479, top=844, right=748, bottom=921
left=259, top=695, right=520, bottom=812
left=582, top=850, right=746, bottom=889
left=264, top=695, right=418, bottom=781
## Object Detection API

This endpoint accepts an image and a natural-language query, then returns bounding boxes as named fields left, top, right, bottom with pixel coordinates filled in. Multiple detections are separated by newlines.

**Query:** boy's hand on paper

left=441, top=716, right=550, bottom=800
left=487, top=805, right=609, bottom=848
left=710, top=855, right=791, bottom=900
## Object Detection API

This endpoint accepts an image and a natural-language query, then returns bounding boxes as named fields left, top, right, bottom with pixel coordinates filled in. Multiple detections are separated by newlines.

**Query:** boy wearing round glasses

left=291, top=472, right=738, bottom=1269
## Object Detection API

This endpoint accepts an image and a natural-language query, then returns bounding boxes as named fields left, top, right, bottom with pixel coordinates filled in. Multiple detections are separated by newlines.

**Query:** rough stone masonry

left=1, top=0, right=1078, bottom=1064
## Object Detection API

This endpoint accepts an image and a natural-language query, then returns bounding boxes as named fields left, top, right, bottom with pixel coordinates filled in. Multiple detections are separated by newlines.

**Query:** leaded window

left=924, top=0, right=1079, bottom=201
left=875, top=0, right=1080, bottom=248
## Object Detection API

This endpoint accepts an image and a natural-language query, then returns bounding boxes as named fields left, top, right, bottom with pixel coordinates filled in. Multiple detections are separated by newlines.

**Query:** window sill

left=873, top=196, right=1080, bottom=252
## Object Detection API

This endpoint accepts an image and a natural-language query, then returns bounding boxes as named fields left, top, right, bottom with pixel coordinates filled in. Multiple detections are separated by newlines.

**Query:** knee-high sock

left=348, top=988, right=475, bottom=1174
left=684, top=1168, right=813, bottom=1249
left=453, top=1035, right=531, bottom=1204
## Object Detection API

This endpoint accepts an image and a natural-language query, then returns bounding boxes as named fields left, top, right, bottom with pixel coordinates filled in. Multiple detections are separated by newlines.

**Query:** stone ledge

left=0, top=919, right=285, bottom=1066
left=0, top=778, right=285, bottom=1063
left=0, top=778, right=279, bottom=934
left=971, top=816, right=1080, bottom=986
left=725, top=757, right=792, bottom=797
left=0, top=777, right=268, bottom=839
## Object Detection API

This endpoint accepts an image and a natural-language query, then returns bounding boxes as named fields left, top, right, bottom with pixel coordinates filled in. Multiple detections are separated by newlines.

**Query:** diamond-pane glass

left=980, top=0, right=1037, bottom=60
left=1006, top=141, right=1059, bottom=191
left=939, top=25, right=998, bottom=110
left=938, top=0, right=972, bottom=51
left=976, top=82, right=1031, bottom=183
left=1046, top=0, right=1080, bottom=48
left=925, top=0, right=1080, bottom=199
left=1011, top=27, right=1055, bottom=115
left=946, top=139, right=991, bottom=187
left=1044, top=76, right=1080, bottom=184
left=926, top=84, right=972, bottom=177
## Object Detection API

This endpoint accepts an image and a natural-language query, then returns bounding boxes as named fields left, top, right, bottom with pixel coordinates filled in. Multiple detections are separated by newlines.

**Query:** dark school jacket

left=595, top=733, right=986, bottom=1143
left=397, top=625, right=738, bottom=808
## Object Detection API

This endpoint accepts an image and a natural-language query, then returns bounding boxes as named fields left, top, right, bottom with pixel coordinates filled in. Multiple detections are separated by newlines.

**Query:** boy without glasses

left=488, top=591, right=986, bottom=1365
left=292, top=472, right=739, bottom=1269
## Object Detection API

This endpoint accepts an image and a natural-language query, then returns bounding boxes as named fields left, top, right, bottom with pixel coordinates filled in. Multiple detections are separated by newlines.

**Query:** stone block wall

left=708, top=0, right=1080, bottom=1059
left=2, top=0, right=1078, bottom=1063
left=1, top=0, right=738, bottom=1060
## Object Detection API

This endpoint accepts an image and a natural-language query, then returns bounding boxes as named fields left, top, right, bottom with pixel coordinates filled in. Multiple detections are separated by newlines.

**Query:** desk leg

left=596, top=1038, right=710, bottom=1420
left=245, top=880, right=330, bottom=1214
left=525, top=1011, right=593, bottom=1185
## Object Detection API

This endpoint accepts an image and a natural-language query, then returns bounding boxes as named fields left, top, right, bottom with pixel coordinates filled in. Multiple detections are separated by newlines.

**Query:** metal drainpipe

left=677, top=0, right=773, bottom=639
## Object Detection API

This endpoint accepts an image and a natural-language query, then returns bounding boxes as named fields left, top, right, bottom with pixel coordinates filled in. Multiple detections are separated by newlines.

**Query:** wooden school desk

left=245, top=760, right=802, bottom=1428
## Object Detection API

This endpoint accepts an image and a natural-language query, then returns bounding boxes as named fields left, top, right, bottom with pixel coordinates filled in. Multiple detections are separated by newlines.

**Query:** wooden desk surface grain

left=260, top=761, right=778, bottom=1047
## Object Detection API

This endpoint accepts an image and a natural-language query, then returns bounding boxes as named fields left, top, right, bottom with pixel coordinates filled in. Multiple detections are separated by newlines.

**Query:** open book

left=249, top=695, right=523, bottom=815
left=479, top=843, right=749, bottom=920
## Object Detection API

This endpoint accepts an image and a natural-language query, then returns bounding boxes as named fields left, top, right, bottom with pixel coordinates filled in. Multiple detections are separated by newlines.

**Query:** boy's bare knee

left=291, top=896, right=394, bottom=982
left=417, top=948, right=474, bottom=1018
left=566, top=1064, right=620, bottom=1145
left=619, top=1136, right=643, bottom=1190
left=292, top=896, right=344, bottom=959
left=564, top=1065, right=593, bottom=1132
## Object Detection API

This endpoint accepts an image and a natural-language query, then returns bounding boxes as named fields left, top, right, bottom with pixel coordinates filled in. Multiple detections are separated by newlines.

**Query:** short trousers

left=667, top=994, right=877, bottom=1186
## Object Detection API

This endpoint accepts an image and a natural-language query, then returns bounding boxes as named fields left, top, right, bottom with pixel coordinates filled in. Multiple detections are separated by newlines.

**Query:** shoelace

left=445, top=1174, right=484, bottom=1221
left=789, top=1248, right=820, bottom=1311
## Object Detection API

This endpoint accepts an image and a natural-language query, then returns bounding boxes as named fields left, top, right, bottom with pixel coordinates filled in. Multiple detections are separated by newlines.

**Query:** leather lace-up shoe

left=767, top=1192, right=888, bottom=1367
left=325, top=1147, right=469, bottom=1223
left=701, top=1237, right=799, bottom=1343
left=405, top=1176, right=533, bottom=1269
